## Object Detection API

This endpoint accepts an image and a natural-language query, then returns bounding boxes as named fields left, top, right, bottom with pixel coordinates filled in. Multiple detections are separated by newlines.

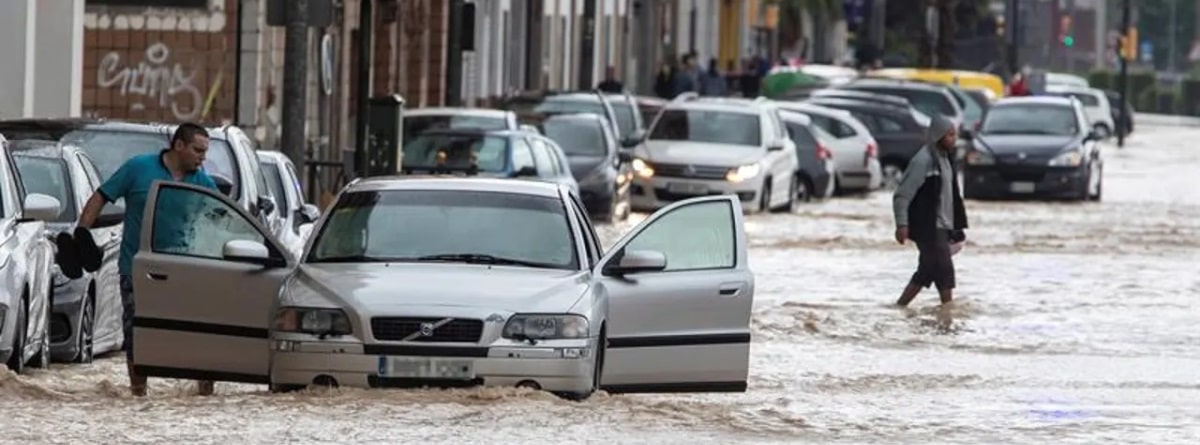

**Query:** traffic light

left=1119, top=27, right=1138, bottom=60
left=1059, top=15, right=1074, bottom=47
left=995, top=15, right=1005, bottom=37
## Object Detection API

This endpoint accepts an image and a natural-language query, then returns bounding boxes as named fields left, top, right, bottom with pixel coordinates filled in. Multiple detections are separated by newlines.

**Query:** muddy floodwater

left=2, top=123, right=1198, bottom=444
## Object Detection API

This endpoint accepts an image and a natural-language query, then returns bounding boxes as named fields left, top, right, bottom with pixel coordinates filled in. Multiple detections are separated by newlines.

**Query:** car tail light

left=817, top=145, right=832, bottom=160
left=864, top=142, right=877, bottom=167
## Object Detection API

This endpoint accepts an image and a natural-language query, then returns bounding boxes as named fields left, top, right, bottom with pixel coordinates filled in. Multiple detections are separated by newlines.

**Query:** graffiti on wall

left=97, top=42, right=222, bottom=121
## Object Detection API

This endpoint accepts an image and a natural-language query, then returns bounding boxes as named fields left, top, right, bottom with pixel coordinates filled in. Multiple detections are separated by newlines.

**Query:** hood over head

left=926, top=114, right=955, bottom=148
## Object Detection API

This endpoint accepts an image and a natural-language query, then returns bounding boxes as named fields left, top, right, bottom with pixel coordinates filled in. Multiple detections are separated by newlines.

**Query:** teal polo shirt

left=98, top=150, right=218, bottom=276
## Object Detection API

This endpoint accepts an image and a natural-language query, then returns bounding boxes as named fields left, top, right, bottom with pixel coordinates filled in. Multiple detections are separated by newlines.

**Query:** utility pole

left=354, top=0, right=372, bottom=178
left=1167, top=0, right=1177, bottom=73
left=1117, top=0, right=1131, bottom=148
left=579, top=0, right=597, bottom=89
left=282, top=0, right=309, bottom=178
left=1008, top=0, right=1020, bottom=78
left=445, top=0, right=464, bottom=106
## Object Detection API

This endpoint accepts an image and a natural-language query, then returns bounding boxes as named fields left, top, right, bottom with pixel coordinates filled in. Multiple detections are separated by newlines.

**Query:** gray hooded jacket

left=893, top=115, right=957, bottom=230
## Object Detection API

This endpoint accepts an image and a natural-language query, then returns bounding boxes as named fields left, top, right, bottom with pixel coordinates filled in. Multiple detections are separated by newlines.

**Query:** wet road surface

left=2, top=123, right=1198, bottom=444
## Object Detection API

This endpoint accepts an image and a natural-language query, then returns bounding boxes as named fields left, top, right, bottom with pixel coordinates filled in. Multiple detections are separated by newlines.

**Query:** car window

left=150, top=185, right=266, bottom=260
left=853, top=86, right=957, bottom=117
left=611, top=102, right=638, bottom=138
left=648, top=109, right=762, bottom=146
left=284, top=163, right=305, bottom=205
left=309, top=190, right=577, bottom=270
left=981, top=105, right=1079, bottom=136
left=875, top=115, right=905, bottom=132
left=402, top=114, right=509, bottom=144
left=511, top=137, right=536, bottom=173
left=785, top=122, right=817, bottom=149
left=623, top=199, right=735, bottom=271
left=836, top=120, right=858, bottom=138
left=850, top=112, right=880, bottom=132
left=64, top=129, right=242, bottom=199
left=13, top=156, right=76, bottom=223
left=567, top=197, right=598, bottom=267
left=403, top=133, right=510, bottom=173
left=540, top=117, right=608, bottom=156
left=260, top=161, right=291, bottom=215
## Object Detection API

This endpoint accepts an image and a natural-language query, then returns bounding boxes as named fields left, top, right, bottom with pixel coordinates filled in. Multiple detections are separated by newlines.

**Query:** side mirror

left=603, top=249, right=667, bottom=276
left=511, top=165, right=539, bottom=177
left=767, top=139, right=786, bottom=151
left=21, top=193, right=62, bottom=222
left=212, top=174, right=235, bottom=197
left=297, top=203, right=320, bottom=224
left=1085, top=130, right=1101, bottom=141
left=621, top=129, right=646, bottom=148
left=94, top=202, right=126, bottom=228
left=258, top=195, right=277, bottom=216
left=222, top=239, right=284, bottom=267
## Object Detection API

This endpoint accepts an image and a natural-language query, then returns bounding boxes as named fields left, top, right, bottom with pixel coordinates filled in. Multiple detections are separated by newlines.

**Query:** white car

left=799, top=64, right=859, bottom=86
left=629, top=95, right=801, bottom=213
left=774, top=101, right=883, bottom=193
left=1044, top=85, right=1117, bottom=138
left=0, top=134, right=63, bottom=374
left=128, top=177, right=754, bottom=399
left=404, top=107, right=521, bottom=138
left=256, top=151, right=321, bottom=259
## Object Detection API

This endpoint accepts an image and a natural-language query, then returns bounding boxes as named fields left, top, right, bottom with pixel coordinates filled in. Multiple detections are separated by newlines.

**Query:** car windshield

left=402, top=133, right=509, bottom=172
left=403, top=114, right=508, bottom=144
left=855, top=87, right=957, bottom=118
left=610, top=101, right=637, bottom=137
left=1051, top=92, right=1099, bottom=106
left=540, top=117, right=607, bottom=156
left=648, top=109, right=761, bottom=146
left=260, top=162, right=290, bottom=214
left=981, top=105, right=1079, bottom=136
left=948, top=87, right=983, bottom=124
left=13, top=156, right=75, bottom=223
left=61, top=129, right=240, bottom=198
left=309, top=190, right=577, bottom=269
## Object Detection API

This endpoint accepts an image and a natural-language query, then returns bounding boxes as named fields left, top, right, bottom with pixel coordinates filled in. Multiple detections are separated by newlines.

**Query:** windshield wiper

left=415, top=253, right=555, bottom=269
left=314, top=254, right=407, bottom=263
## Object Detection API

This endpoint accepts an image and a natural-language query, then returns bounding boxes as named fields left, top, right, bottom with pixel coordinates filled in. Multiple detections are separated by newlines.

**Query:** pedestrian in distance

left=596, top=65, right=623, bottom=93
left=70, top=122, right=220, bottom=396
left=892, top=115, right=968, bottom=307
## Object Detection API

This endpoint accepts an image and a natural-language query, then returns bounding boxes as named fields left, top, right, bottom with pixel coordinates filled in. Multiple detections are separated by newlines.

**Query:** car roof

left=1044, top=84, right=1102, bottom=96
left=407, top=127, right=522, bottom=138
left=813, top=88, right=912, bottom=106
left=664, top=98, right=764, bottom=115
left=0, top=118, right=238, bottom=143
left=541, top=112, right=606, bottom=124
left=405, top=107, right=515, bottom=119
left=256, top=150, right=290, bottom=163
left=776, top=110, right=813, bottom=125
left=846, top=77, right=952, bottom=92
left=803, top=97, right=912, bottom=115
left=993, top=96, right=1077, bottom=107
left=7, top=138, right=80, bottom=159
left=347, top=176, right=566, bottom=198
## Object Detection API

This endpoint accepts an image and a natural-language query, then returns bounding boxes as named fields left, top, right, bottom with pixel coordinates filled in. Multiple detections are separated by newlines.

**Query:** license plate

left=378, top=357, right=475, bottom=379
left=1010, top=182, right=1035, bottom=193
left=667, top=182, right=708, bottom=195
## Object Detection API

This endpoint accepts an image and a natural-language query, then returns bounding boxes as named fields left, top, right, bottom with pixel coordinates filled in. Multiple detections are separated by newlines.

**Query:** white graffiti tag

left=97, top=42, right=203, bottom=120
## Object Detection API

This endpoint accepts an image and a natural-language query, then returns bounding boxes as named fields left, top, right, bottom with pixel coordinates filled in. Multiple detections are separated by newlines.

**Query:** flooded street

left=3, top=122, right=1198, bottom=444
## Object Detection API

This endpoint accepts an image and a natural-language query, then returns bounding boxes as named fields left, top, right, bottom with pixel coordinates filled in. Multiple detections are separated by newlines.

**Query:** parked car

left=775, top=101, right=882, bottom=193
left=963, top=96, right=1104, bottom=201
left=837, top=78, right=966, bottom=129
left=802, top=97, right=930, bottom=188
left=257, top=151, right=322, bottom=259
left=1103, top=89, right=1135, bottom=136
left=402, top=108, right=521, bottom=145
left=536, top=113, right=632, bottom=223
left=500, top=90, right=636, bottom=145
left=1045, top=85, right=1117, bottom=138
left=778, top=111, right=837, bottom=200
left=0, top=134, right=62, bottom=374
left=400, top=128, right=579, bottom=195
left=0, top=119, right=282, bottom=232
left=628, top=95, right=801, bottom=213
left=127, top=177, right=754, bottom=398
left=9, top=140, right=126, bottom=364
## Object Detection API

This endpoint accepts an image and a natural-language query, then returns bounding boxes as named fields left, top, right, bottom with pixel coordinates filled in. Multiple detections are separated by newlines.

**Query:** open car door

left=132, top=181, right=292, bottom=384
left=596, top=195, right=753, bottom=392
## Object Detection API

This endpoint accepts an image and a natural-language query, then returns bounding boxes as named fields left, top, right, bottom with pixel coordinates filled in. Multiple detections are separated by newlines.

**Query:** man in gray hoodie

left=892, top=115, right=969, bottom=307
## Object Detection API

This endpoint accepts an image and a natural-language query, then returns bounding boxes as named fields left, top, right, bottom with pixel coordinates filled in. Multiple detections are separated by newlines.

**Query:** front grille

left=371, top=317, right=484, bottom=343
left=653, top=163, right=730, bottom=180
left=994, top=166, right=1049, bottom=182
left=654, top=188, right=730, bottom=202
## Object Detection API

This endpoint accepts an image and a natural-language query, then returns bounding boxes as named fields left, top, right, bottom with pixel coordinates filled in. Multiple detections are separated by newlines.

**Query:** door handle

left=718, top=282, right=744, bottom=297
left=147, top=272, right=168, bottom=281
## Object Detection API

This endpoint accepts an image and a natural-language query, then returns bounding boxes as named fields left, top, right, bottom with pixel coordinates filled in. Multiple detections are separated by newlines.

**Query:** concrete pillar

left=0, top=0, right=37, bottom=119
left=33, top=0, right=84, bottom=118
left=238, top=0, right=264, bottom=129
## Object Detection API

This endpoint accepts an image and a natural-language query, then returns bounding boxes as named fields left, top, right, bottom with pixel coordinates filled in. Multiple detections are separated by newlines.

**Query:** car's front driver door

left=596, top=195, right=753, bottom=393
left=131, top=181, right=292, bottom=385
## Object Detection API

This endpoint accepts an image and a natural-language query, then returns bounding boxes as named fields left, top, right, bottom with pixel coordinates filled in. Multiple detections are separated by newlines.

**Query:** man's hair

left=171, top=122, right=208, bottom=148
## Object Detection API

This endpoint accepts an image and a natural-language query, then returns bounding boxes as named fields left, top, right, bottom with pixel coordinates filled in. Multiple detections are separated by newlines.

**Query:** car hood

left=975, top=134, right=1077, bottom=154
left=286, top=263, right=589, bottom=315
left=642, top=140, right=762, bottom=167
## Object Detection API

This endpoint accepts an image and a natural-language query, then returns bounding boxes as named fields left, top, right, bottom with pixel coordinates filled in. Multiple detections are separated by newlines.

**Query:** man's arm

left=79, top=162, right=133, bottom=229
left=77, top=192, right=109, bottom=229
left=892, top=151, right=931, bottom=227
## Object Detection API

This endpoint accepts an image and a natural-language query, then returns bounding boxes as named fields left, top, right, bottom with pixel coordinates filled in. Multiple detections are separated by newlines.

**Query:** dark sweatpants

left=910, top=229, right=956, bottom=291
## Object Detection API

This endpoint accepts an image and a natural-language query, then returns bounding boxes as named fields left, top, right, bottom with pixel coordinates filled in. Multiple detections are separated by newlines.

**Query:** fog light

left=275, top=340, right=297, bottom=351
left=556, top=348, right=588, bottom=358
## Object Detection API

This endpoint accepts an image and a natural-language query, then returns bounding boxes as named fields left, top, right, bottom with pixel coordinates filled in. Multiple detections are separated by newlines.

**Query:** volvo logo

left=419, top=322, right=435, bottom=337
left=1018, top=152, right=1027, bottom=160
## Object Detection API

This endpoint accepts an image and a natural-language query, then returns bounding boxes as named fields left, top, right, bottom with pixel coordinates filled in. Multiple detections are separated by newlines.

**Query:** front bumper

left=270, top=337, right=598, bottom=393
left=963, top=164, right=1087, bottom=199
left=49, top=278, right=90, bottom=361
left=630, top=175, right=760, bottom=213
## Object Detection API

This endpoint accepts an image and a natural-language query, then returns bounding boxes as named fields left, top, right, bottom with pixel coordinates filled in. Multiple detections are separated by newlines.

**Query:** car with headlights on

left=962, top=96, right=1104, bottom=201
left=535, top=113, right=632, bottom=223
left=628, top=95, right=800, bottom=213
left=0, top=134, right=63, bottom=374
left=127, top=177, right=754, bottom=399
left=10, top=140, right=125, bottom=363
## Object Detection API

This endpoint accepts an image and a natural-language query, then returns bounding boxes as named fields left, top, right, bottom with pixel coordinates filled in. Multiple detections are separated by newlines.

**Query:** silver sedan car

left=128, top=177, right=754, bottom=398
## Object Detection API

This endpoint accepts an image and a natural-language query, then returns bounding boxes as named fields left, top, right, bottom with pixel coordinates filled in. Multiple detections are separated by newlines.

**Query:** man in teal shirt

left=76, top=122, right=218, bottom=397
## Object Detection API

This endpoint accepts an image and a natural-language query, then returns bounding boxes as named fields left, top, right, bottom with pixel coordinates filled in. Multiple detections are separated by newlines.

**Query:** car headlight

left=273, top=307, right=352, bottom=337
left=1048, top=150, right=1083, bottom=167
left=725, top=163, right=761, bottom=183
left=503, top=314, right=589, bottom=340
left=965, top=150, right=995, bottom=165
left=631, top=158, right=654, bottom=178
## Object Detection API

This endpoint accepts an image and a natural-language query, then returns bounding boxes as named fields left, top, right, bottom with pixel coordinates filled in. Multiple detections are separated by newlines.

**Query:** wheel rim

left=760, top=182, right=771, bottom=211
left=80, top=299, right=94, bottom=363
